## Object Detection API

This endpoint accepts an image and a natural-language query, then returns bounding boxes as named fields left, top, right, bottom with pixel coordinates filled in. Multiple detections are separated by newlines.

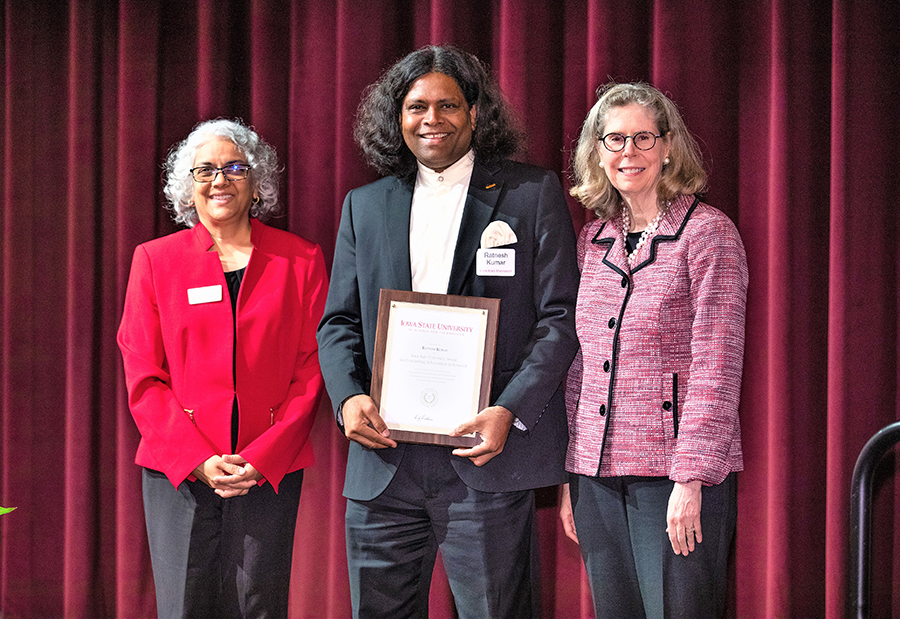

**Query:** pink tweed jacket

left=565, top=194, right=747, bottom=485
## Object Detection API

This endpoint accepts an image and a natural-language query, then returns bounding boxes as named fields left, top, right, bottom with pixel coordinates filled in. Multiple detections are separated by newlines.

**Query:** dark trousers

left=570, top=473, right=737, bottom=619
left=142, top=467, right=303, bottom=619
left=345, top=445, right=538, bottom=619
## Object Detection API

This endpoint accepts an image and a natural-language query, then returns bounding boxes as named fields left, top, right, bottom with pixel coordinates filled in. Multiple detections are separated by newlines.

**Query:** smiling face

left=191, top=137, right=254, bottom=230
left=597, top=103, right=669, bottom=207
left=400, top=72, right=477, bottom=173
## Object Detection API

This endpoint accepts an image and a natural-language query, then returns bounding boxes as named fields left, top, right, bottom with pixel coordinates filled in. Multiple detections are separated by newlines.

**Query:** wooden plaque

left=370, top=289, right=500, bottom=448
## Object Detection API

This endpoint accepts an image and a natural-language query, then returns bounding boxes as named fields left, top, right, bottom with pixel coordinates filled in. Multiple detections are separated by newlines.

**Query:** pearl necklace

left=622, top=206, right=666, bottom=266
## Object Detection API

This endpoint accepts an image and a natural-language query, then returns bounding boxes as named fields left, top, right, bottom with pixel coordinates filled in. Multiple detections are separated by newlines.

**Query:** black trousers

left=345, top=445, right=539, bottom=619
left=570, top=473, right=737, bottom=619
left=142, top=467, right=303, bottom=619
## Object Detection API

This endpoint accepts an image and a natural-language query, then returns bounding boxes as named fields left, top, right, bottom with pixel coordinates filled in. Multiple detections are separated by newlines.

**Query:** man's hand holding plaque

left=451, top=405, right=514, bottom=466
left=341, top=394, right=397, bottom=449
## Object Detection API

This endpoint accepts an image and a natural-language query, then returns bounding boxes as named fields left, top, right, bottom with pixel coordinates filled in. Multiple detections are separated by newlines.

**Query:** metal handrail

left=849, top=420, right=900, bottom=619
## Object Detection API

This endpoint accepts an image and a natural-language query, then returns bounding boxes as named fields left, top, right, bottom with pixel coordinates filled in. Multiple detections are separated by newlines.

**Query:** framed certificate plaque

left=370, top=289, right=500, bottom=447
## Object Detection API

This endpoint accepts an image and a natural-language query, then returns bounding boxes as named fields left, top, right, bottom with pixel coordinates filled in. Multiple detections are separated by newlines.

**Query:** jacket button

left=621, top=277, right=628, bottom=288
left=603, top=360, right=610, bottom=372
left=662, top=401, right=672, bottom=411
left=608, top=317, right=616, bottom=328
left=599, top=404, right=606, bottom=416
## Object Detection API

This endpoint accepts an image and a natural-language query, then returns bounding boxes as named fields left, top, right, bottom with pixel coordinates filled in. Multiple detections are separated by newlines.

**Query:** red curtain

left=1, top=1, right=898, bottom=617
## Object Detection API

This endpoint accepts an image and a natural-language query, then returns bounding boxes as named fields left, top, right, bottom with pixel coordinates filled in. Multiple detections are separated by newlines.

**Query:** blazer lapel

left=191, top=220, right=217, bottom=252
left=594, top=220, right=630, bottom=278
left=447, top=163, right=503, bottom=295
left=240, top=218, right=271, bottom=305
left=636, top=194, right=698, bottom=271
left=191, top=221, right=232, bottom=276
left=384, top=175, right=414, bottom=290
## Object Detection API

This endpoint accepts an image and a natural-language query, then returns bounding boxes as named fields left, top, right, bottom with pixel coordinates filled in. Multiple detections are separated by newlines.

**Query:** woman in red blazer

left=118, top=119, right=327, bottom=618
left=560, top=84, right=748, bottom=618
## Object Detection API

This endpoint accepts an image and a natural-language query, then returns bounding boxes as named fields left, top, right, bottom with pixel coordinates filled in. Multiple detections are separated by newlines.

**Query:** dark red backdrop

left=1, top=1, right=898, bottom=617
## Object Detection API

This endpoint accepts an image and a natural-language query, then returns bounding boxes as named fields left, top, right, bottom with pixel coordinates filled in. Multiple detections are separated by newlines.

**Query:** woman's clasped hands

left=193, top=454, right=262, bottom=498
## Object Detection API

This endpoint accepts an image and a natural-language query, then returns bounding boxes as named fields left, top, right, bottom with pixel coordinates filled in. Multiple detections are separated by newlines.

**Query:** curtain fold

left=735, top=1, right=835, bottom=616
left=112, top=4, right=161, bottom=618
left=827, top=1, right=900, bottom=617
left=2, top=1, right=898, bottom=617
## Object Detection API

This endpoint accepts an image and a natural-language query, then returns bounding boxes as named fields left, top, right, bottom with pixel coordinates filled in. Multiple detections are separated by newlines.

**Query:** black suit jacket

left=317, top=159, right=579, bottom=500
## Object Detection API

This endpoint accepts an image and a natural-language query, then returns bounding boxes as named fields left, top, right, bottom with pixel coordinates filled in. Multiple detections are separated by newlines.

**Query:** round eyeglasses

left=190, top=164, right=251, bottom=183
left=599, top=131, right=662, bottom=152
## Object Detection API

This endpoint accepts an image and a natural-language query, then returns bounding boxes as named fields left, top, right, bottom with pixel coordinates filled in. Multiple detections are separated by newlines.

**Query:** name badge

left=187, top=285, right=223, bottom=305
left=476, top=249, right=515, bottom=277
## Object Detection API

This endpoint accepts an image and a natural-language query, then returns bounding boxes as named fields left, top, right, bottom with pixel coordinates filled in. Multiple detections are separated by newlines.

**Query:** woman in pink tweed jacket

left=560, top=83, right=748, bottom=619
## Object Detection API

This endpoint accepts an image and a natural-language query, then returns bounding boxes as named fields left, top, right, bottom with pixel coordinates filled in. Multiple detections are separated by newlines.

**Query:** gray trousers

left=345, top=444, right=539, bottom=619
left=570, top=473, right=737, bottom=619
left=142, top=467, right=303, bottom=619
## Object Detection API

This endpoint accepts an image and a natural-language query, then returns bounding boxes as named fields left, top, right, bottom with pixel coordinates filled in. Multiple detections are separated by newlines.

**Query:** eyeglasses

left=190, top=164, right=251, bottom=183
left=599, top=131, right=662, bottom=152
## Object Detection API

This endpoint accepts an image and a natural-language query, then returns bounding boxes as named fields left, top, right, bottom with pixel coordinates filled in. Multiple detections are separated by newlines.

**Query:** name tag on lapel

left=187, top=285, right=223, bottom=305
left=476, top=249, right=515, bottom=277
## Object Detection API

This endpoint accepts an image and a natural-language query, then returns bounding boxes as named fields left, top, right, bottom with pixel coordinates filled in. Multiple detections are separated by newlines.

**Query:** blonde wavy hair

left=569, top=82, right=707, bottom=219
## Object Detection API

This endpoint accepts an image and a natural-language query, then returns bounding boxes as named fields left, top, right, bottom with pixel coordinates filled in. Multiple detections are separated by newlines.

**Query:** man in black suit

left=317, top=45, right=578, bottom=618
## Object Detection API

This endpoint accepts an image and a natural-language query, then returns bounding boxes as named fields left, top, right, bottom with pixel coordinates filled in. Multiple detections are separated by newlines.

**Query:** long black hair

left=354, top=45, right=523, bottom=177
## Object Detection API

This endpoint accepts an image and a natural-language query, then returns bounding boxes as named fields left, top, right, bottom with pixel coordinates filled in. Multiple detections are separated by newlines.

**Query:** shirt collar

left=415, top=150, right=475, bottom=189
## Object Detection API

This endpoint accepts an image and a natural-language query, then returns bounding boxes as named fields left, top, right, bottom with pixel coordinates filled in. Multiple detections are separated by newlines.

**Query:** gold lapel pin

left=485, top=183, right=496, bottom=189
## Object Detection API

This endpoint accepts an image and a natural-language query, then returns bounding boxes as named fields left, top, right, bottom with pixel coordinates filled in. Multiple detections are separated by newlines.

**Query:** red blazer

left=565, top=195, right=747, bottom=485
left=118, top=218, right=328, bottom=491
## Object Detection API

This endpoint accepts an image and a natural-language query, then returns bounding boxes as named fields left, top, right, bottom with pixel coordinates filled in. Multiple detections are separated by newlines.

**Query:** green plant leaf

left=0, top=506, right=16, bottom=515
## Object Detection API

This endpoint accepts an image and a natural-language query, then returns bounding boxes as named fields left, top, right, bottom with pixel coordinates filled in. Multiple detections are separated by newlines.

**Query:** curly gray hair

left=163, top=119, right=280, bottom=227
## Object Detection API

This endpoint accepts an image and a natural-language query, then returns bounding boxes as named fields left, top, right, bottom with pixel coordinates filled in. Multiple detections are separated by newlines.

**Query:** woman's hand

left=666, top=480, right=703, bottom=555
left=193, top=454, right=262, bottom=498
left=559, top=483, right=579, bottom=544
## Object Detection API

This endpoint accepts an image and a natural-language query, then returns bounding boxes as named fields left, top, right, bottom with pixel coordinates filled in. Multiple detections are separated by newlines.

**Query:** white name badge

left=476, top=249, right=515, bottom=277
left=187, top=285, right=223, bottom=305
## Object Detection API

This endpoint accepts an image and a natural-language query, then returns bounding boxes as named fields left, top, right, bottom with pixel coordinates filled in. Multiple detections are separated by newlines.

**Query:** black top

left=224, top=268, right=245, bottom=453
left=224, top=268, right=245, bottom=310
left=625, top=231, right=642, bottom=255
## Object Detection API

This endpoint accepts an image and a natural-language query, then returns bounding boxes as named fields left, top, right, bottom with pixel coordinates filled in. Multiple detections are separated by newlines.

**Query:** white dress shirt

left=409, top=151, right=475, bottom=293
left=408, top=151, right=526, bottom=431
